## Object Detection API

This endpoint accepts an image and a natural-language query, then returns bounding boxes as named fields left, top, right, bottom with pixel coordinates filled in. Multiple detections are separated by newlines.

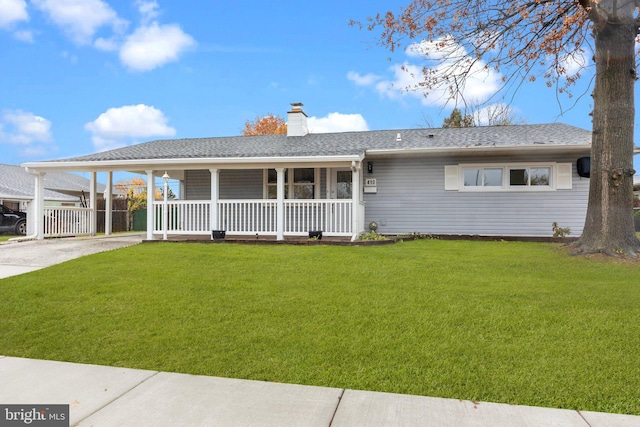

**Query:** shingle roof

left=45, top=123, right=591, bottom=163
left=0, top=164, right=105, bottom=201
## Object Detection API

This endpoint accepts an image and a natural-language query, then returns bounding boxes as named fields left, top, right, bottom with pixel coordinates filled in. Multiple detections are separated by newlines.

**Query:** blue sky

left=0, top=0, right=638, bottom=175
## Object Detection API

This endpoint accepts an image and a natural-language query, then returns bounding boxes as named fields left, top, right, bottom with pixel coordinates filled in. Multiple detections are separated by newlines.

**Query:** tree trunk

left=574, top=6, right=640, bottom=257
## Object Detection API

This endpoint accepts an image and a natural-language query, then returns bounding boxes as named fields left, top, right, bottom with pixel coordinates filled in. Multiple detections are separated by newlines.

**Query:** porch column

left=90, top=171, right=97, bottom=236
left=104, top=171, right=113, bottom=236
left=351, top=161, right=361, bottom=241
left=33, top=171, right=45, bottom=240
left=276, top=167, right=285, bottom=240
left=146, top=170, right=155, bottom=240
left=209, top=168, right=219, bottom=233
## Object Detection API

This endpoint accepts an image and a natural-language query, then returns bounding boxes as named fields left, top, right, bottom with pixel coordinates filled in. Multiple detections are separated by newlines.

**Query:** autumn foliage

left=352, top=1, right=592, bottom=101
left=242, top=114, right=287, bottom=136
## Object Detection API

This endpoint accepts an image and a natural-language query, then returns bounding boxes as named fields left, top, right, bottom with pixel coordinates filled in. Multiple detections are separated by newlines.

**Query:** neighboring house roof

left=0, top=164, right=105, bottom=202
left=34, top=124, right=592, bottom=166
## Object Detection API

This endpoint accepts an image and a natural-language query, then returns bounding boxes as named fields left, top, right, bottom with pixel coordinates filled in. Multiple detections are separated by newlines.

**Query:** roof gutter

left=365, top=144, right=593, bottom=157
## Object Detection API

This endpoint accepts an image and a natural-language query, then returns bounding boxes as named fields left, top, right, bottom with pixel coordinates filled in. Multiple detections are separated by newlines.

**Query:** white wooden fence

left=44, top=206, right=92, bottom=237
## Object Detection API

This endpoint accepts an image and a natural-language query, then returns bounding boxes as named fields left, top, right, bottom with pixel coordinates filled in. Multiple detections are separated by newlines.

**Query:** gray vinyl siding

left=185, top=168, right=327, bottom=200
left=184, top=169, right=263, bottom=200
left=363, top=153, right=589, bottom=237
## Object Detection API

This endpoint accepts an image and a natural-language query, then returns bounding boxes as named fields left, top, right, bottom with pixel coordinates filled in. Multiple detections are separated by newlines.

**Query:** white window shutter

left=444, top=165, right=459, bottom=190
left=556, top=163, right=572, bottom=190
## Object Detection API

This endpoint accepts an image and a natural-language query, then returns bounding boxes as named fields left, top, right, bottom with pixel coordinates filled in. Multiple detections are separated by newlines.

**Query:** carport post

left=146, top=170, right=155, bottom=240
left=33, top=171, right=45, bottom=240
left=90, top=172, right=97, bottom=236
left=104, top=171, right=112, bottom=236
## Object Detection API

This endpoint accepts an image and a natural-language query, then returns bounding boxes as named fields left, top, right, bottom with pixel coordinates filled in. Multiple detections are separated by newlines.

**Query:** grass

left=1, top=240, right=640, bottom=414
left=0, top=235, right=18, bottom=242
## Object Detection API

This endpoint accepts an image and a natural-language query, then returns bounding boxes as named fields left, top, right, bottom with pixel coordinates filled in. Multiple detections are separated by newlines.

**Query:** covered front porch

left=151, top=163, right=366, bottom=241
left=27, top=160, right=367, bottom=242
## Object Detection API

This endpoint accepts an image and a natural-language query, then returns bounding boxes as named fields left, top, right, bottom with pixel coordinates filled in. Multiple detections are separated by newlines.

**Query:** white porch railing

left=154, top=199, right=353, bottom=237
left=154, top=200, right=211, bottom=235
left=218, top=200, right=277, bottom=235
left=44, top=206, right=92, bottom=237
left=284, top=200, right=352, bottom=236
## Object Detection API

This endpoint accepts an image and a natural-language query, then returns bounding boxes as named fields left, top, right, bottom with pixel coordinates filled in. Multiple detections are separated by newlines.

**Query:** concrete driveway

left=0, top=234, right=144, bottom=279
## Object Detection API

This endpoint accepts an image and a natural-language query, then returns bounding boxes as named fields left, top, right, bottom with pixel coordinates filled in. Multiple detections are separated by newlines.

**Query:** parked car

left=0, top=205, right=27, bottom=235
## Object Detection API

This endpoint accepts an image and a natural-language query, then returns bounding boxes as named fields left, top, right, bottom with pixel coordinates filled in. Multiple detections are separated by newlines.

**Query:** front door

left=331, top=168, right=352, bottom=199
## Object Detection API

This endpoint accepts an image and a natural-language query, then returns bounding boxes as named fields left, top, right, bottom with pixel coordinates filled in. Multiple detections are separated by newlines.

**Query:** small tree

left=443, top=105, right=522, bottom=128
left=242, top=114, right=287, bottom=136
left=442, top=108, right=474, bottom=128
left=115, top=178, right=160, bottom=230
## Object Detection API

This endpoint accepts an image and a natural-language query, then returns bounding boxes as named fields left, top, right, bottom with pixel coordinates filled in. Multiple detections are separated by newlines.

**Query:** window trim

left=450, top=162, right=567, bottom=192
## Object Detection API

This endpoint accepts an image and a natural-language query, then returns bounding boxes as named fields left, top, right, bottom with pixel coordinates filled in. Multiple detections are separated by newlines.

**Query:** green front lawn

left=1, top=240, right=640, bottom=414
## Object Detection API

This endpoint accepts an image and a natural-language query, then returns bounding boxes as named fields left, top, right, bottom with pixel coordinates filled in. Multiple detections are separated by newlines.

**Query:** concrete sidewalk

left=1, top=356, right=639, bottom=427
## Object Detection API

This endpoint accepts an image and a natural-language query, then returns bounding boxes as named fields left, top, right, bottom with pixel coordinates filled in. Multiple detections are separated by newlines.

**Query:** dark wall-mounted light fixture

left=367, top=161, right=373, bottom=174
left=577, top=157, right=590, bottom=178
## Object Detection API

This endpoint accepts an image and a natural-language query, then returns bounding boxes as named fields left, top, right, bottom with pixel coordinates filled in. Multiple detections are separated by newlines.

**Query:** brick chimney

left=287, top=103, right=308, bottom=137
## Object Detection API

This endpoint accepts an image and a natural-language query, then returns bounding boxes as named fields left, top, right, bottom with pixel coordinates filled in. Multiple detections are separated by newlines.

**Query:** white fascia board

left=0, top=194, right=32, bottom=201
left=365, top=144, right=592, bottom=157
left=22, top=154, right=365, bottom=173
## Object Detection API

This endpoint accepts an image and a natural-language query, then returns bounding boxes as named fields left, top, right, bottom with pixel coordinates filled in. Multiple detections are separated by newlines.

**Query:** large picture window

left=265, top=168, right=317, bottom=199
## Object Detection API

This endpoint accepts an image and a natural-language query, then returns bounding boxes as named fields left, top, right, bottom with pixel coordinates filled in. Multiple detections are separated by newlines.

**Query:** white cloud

left=0, top=0, right=28, bottom=29
left=555, top=50, right=588, bottom=78
left=347, top=71, right=381, bottom=87
left=136, top=0, right=160, bottom=24
left=0, top=110, right=54, bottom=157
left=27, top=0, right=194, bottom=72
left=119, top=22, right=195, bottom=72
left=85, top=104, right=176, bottom=151
left=307, top=112, right=369, bottom=134
left=31, top=0, right=127, bottom=45
left=350, top=36, right=502, bottom=107
left=12, top=29, right=33, bottom=42
left=94, top=36, right=119, bottom=52
left=470, top=103, right=514, bottom=126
